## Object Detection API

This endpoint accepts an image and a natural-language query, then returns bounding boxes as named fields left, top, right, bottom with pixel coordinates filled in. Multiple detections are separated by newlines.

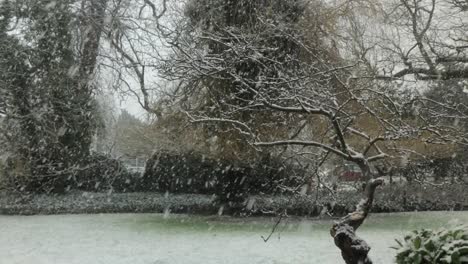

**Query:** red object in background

left=340, top=170, right=362, bottom=181
left=337, top=164, right=363, bottom=181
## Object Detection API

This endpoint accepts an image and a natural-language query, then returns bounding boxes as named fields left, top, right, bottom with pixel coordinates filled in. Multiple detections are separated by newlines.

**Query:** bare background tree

left=141, top=0, right=468, bottom=262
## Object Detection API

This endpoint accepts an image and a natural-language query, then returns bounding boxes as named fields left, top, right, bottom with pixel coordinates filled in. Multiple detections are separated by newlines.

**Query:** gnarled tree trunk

left=330, top=178, right=384, bottom=264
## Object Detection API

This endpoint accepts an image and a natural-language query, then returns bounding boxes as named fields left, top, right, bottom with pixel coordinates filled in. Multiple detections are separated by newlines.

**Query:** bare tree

left=339, top=0, right=468, bottom=167
left=99, top=0, right=468, bottom=262
left=388, top=0, right=467, bottom=79
left=146, top=1, right=416, bottom=262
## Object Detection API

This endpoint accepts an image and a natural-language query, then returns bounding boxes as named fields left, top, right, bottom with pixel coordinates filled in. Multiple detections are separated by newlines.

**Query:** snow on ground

left=1, top=212, right=468, bottom=264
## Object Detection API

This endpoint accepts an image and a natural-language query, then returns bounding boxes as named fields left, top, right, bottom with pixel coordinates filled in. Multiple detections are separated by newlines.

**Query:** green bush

left=0, top=157, right=5, bottom=190
left=0, top=152, right=141, bottom=193
left=0, top=154, right=36, bottom=192
left=142, top=150, right=305, bottom=202
left=75, top=153, right=140, bottom=192
left=393, top=226, right=468, bottom=264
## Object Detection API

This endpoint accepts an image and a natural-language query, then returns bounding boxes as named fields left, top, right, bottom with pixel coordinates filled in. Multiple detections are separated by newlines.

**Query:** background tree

left=338, top=0, right=468, bottom=177
left=0, top=0, right=109, bottom=192
left=114, top=109, right=155, bottom=158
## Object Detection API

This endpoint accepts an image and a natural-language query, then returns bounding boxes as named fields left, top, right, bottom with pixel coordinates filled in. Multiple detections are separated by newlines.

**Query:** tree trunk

left=330, top=173, right=383, bottom=264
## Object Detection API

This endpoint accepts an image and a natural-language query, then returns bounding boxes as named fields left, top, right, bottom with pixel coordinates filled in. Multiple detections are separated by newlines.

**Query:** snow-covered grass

left=1, top=212, right=468, bottom=264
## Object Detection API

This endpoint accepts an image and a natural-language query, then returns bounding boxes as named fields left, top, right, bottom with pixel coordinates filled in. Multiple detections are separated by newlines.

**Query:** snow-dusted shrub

left=0, top=154, right=35, bottom=192
left=393, top=226, right=468, bottom=264
left=142, top=149, right=304, bottom=201
left=395, top=156, right=468, bottom=184
left=75, top=153, right=139, bottom=192
left=0, top=156, right=6, bottom=190
left=0, top=152, right=138, bottom=193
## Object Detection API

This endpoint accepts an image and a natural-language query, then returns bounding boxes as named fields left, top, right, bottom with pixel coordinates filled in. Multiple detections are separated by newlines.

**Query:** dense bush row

left=373, top=183, right=468, bottom=212
left=396, top=157, right=468, bottom=183
left=2, top=148, right=467, bottom=211
left=241, top=182, right=468, bottom=217
left=0, top=153, right=140, bottom=193
left=1, top=182, right=467, bottom=217
left=71, top=153, right=141, bottom=192
left=1, top=150, right=306, bottom=200
left=142, top=150, right=306, bottom=202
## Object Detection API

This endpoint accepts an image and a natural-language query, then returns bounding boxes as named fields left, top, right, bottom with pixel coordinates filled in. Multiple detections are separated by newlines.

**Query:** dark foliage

left=396, top=157, right=468, bottom=183
left=0, top=0, right=102, bottom=192
left=142, top=150, right=305, bottom=203
left=73, top=153, right=140, bottom=192
left=0, top=153, right=139, bottom=193
left=2, top=181, right=467, bottom=217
